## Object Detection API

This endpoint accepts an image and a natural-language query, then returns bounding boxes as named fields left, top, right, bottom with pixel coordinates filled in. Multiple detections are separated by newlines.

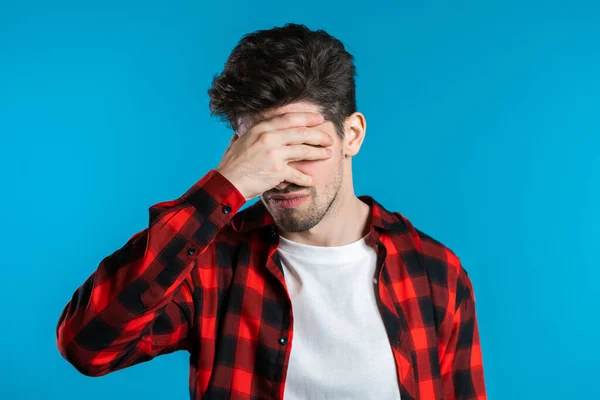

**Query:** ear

left=343, top=112, right=367, bottom=157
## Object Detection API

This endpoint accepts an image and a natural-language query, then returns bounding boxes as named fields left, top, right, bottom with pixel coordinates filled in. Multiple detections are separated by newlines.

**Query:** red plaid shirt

left=57, top=169, right=486, bottom=399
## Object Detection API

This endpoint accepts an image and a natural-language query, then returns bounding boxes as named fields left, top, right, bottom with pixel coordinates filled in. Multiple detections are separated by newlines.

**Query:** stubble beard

left=268, top=164, right=344, bottom=233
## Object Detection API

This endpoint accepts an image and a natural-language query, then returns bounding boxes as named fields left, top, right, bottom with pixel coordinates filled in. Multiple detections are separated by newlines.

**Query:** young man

left=57, top=23, right=486, bottom=399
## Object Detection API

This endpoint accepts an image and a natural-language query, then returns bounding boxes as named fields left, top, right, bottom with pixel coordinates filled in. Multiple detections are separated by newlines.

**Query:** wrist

left=215, top=168, right=247, bottom=200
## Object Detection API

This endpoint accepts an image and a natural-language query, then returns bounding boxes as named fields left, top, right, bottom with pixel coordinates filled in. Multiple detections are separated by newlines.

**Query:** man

left=56, top=23, right=486, bottom=399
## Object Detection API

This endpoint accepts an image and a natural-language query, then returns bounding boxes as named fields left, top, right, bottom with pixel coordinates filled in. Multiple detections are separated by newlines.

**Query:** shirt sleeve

left=439, top=266, right=487, bottom=399
left=56, top=170, right=245, bottom=377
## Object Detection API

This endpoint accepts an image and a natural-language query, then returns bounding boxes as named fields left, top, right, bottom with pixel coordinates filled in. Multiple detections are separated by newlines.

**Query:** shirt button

left=373, top=278, right=378, bottom=284
left=279, top=337, right=288, bottom=345
left=222, top=205, right=232, bottom=214
left=187, top=247, right=196, bottom=255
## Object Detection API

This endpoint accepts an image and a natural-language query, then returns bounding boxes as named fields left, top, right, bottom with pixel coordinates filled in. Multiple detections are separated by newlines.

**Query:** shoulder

left=413, top=226, right=464, bottom=274
left=396, top=214, right=472, bottom=305
left=393, top=213, right=462, bottom=271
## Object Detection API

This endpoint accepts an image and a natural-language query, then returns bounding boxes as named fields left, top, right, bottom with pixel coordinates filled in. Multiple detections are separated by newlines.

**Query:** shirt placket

left=368, top=228, right=419, bottom=400
left=264, top=226, right=295, bottom=400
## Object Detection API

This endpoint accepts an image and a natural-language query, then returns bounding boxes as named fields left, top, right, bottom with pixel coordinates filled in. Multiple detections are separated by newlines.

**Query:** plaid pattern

left=57, top=169, right=486, bottom=399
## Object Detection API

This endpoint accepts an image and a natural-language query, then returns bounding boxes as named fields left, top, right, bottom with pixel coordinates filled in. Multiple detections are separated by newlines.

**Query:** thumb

left=225, top=133, right=239, bottom=152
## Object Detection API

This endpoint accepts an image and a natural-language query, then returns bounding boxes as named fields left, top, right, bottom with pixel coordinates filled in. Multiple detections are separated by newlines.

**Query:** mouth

left=266, top=193, right=310, bottom=208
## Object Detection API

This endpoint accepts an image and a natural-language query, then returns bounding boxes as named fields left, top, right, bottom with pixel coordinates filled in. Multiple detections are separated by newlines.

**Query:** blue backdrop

left=1, top=1, right=598, bottom=399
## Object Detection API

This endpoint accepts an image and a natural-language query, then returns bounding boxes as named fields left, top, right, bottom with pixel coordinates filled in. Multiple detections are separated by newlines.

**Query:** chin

left=275, top=219, right=318, bottom=233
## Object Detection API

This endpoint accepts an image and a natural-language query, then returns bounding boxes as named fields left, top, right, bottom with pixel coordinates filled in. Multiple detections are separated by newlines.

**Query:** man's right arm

left=56, top=170, right=246, bottom=377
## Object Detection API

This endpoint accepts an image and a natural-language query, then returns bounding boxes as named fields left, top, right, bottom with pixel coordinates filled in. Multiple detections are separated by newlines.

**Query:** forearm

left=440, top=268, right=487, bottom=399
left=56, top=169, right=245, bottom=375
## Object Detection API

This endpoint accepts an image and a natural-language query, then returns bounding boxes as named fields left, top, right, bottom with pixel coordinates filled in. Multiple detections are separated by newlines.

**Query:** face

left=238, top=101, right=346, bottom=233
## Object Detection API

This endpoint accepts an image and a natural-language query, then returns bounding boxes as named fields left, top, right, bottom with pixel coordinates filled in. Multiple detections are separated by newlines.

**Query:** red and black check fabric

left=56, top=169, right=487, bottom=399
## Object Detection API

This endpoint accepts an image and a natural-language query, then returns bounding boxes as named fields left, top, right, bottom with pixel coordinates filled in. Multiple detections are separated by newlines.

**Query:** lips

left=267, top=193, right=308, bottom=201
left=266, top=193, right=310, bottom=208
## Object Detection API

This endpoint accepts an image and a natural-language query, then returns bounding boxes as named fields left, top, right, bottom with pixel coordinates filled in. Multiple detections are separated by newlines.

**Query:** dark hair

left=208, top=23, right=357, bottom=139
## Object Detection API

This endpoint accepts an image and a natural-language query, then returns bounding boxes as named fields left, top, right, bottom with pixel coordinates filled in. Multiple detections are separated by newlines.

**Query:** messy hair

left=208, top=23, right=357, bottom=138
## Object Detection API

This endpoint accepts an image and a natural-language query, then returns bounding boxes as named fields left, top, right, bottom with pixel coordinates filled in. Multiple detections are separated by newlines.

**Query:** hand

left=215, top=112, right=334, bottom=201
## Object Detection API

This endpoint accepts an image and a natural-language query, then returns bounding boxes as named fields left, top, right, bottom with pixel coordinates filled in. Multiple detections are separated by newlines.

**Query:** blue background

left=1, top=1, right=598, bottom=399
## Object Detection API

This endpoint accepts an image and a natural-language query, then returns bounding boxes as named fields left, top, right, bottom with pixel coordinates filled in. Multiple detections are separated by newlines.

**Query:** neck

left=279, top=186, right=371, bottom=247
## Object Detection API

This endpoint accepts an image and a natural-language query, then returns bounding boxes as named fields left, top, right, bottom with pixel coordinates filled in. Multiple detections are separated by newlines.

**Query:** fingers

left=283, top=165, right=314, bottom=187
left=278, top=126, right=334, bottom=147
left=250, top=112, right=324, bottom=136
left=284, top=144, right=333, bottom=162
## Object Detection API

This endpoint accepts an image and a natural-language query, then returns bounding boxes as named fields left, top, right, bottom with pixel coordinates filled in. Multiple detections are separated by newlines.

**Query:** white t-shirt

left=278, top=233, right=401, bottom=400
